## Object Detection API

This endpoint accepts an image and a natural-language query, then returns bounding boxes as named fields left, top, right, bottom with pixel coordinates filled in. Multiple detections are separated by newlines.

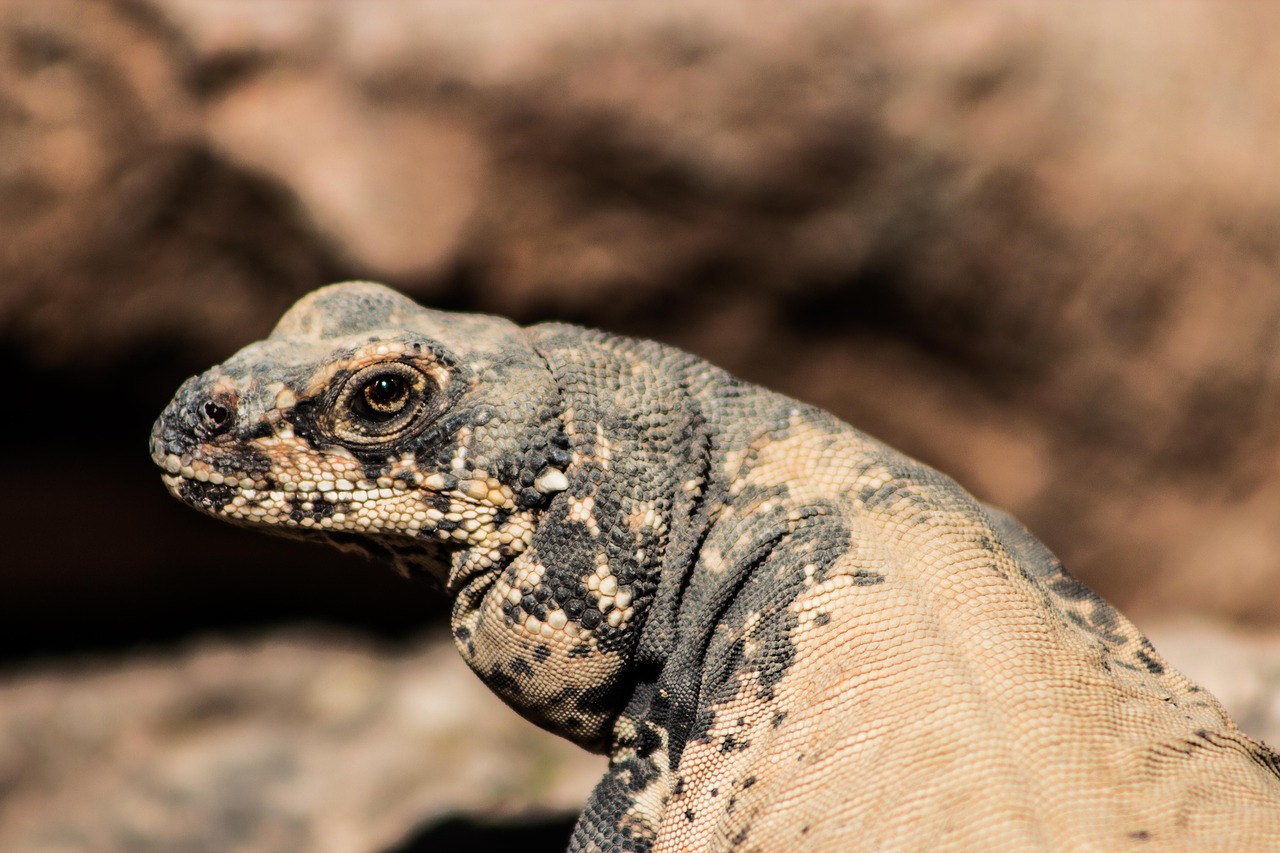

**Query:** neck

left=444, top=326, right=727, bottom=749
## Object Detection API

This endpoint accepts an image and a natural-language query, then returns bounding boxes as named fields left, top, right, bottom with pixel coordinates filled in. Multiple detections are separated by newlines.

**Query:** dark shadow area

left=0, top=343, right=447, bottom=663
left=382, top=813, right=578, bottom=853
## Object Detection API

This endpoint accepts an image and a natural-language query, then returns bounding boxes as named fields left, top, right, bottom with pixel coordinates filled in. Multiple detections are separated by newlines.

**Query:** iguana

left=151, top=281, right=1280, bottom=851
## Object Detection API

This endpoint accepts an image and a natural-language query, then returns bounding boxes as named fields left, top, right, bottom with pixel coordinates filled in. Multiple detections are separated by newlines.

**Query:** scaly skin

left=153, top=281, right=1280, bottom=851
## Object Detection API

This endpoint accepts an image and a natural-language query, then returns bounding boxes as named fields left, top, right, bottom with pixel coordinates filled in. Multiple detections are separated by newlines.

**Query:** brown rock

left=0, top=632, right=602, bottom=852
left=2, top=0, right=1280, bottom=652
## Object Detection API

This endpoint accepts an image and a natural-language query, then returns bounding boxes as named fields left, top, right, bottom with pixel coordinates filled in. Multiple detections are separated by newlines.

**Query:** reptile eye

left=362, top=375, right=409, bottom=414
left=334, top=361, right=439, bottom=444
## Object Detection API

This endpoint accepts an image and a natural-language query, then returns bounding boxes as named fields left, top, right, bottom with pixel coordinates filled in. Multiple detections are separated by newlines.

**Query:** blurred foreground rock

left=1146, top=623, right=1280, bottom=755
left=0, top=632, right=603, bottom=852
left=0, top=624, right=1276, bottom=852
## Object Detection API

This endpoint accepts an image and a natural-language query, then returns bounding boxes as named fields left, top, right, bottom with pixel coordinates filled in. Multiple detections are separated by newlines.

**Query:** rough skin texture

left=152, top=282, right=1280, bottom=851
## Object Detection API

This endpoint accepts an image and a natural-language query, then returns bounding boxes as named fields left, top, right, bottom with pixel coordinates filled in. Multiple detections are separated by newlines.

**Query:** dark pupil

left=364, top=376, right=407, bottom=412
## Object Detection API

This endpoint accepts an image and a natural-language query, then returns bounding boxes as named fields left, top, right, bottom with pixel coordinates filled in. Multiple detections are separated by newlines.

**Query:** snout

left=150, top=374, right=241, bottom=471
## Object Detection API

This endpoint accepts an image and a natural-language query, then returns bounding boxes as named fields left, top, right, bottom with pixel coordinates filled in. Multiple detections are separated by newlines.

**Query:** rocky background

left=3, top=1, right=1280, bottom=849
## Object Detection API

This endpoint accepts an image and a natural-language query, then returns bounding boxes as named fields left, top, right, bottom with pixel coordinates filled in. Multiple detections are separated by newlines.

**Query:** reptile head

left=150, top=281, right=570, bottom=584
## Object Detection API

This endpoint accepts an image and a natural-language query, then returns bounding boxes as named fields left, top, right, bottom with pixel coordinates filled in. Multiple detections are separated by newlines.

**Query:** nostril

left=203, top=400, right=228, bottom=424
left=200, top=398, right=233, bottom=434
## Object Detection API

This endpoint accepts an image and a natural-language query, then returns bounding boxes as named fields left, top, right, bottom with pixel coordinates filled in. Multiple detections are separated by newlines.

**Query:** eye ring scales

left=333, top=361, right=435, bottom=444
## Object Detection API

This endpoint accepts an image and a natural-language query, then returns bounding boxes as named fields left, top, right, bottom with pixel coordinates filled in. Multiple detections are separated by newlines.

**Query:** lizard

left=151, top=281, right=1280, bottom=851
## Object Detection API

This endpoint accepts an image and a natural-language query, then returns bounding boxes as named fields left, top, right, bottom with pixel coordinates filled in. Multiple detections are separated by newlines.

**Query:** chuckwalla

left=152, top=281, right=1280, bottom=851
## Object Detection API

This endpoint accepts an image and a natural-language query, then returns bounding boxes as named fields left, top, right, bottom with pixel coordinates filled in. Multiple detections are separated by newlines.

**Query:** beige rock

left=0, top=631, right=603, bottom=852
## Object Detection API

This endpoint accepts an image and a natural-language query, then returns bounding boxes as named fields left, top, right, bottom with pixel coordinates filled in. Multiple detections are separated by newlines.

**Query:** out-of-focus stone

left=1148, top=622, right=1280, bottom=749
left=3, top=0, right=1280, bottom=643
left=0, top=624, right=1275, bottom=850
left=206, top=68, right=483, bottom=279
left=0, top=632, right=603, bottom=852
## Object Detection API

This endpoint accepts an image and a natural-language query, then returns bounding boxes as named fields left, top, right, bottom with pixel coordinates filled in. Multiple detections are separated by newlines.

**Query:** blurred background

left=3, top=0, right=1280, bottom=849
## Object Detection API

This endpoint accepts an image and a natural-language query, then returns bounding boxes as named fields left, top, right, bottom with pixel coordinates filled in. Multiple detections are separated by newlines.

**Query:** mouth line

left=155, top=452, right=515, bottom=545
left=156, top=451, right=261, bottom=489
left=156, top=450, right=406, bottom=502
left=160, top=470, right=408, bottom=508
left=157, top=455, right=446, bottom=535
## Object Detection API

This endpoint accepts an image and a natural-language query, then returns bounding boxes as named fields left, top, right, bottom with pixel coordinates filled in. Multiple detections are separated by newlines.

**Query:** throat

left=443, top=507, right=539, bottom=595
